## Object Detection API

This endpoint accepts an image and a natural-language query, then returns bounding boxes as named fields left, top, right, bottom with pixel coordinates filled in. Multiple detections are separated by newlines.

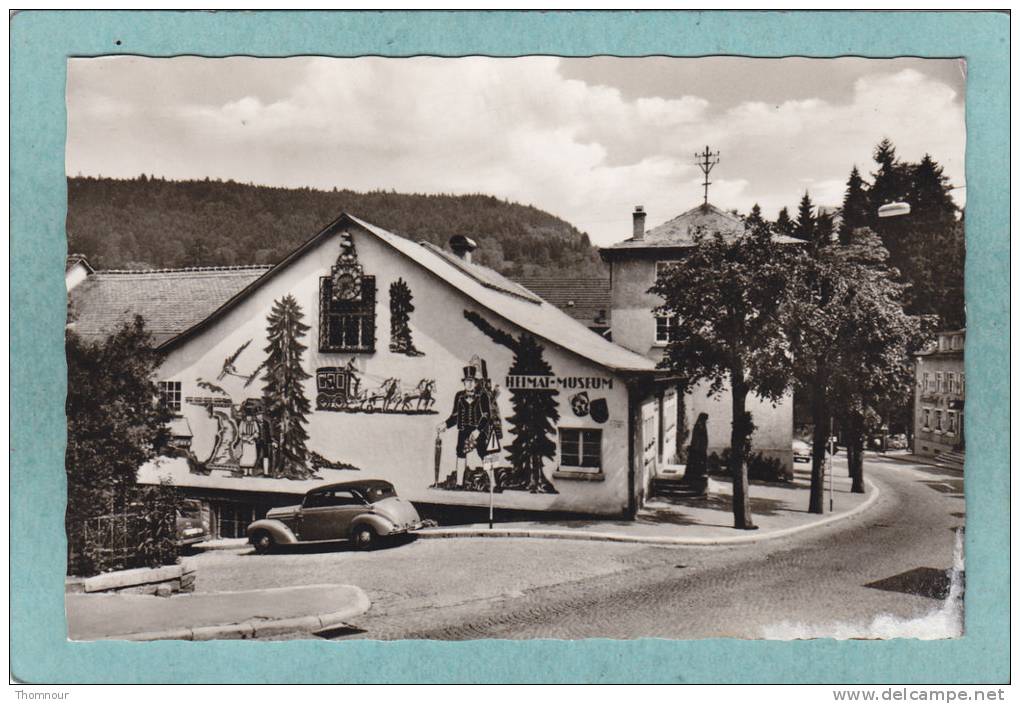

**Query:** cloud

left=66, top=57, right=966, bottom=247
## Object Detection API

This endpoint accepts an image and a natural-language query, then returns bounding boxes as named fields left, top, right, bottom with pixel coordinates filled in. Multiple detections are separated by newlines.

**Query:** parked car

left=246, top=480, right=425, bottom=553
left=175, top=499, right=209, bottom=548
left=792, top=439, right=812, bottom=463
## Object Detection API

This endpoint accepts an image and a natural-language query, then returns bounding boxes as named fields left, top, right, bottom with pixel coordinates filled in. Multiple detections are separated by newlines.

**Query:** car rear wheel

left=251, top=530, right=275, bottom=555
left=352, top=525, right=378, bottom=551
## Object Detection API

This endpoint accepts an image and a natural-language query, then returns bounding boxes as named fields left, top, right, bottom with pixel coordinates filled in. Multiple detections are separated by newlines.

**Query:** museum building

left=68, top=214, right=680, bottom=537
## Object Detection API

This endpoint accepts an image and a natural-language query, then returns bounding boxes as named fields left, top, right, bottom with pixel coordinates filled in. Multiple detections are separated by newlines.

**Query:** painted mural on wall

left=433, top=310, right=559, bottom=495
left=319, top=231, right=377, bottom=353
left=569, top=392, right=609, bottom=423
left=315, top=359, right=437, bottom=414
left=389, top=278, right=424, bottom=356
left=181, top=295, right=358, bottom=479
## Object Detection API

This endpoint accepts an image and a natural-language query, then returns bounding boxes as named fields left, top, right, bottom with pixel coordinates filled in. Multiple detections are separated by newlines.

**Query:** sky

left=66, top=56, right=966, bottom=247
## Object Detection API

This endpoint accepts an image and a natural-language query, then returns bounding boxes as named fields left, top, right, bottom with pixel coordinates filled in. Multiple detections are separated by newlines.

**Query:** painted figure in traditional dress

left=436, top=364, right=491, bottom=489
left=205, top=402, right=241, bottom=467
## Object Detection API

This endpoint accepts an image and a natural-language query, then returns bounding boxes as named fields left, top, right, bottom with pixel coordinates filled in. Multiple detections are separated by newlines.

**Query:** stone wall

left=65, top=563, right=196, bottom=597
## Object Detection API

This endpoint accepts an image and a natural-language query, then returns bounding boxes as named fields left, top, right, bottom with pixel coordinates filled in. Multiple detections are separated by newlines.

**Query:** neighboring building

left=913, top=329, right=965, bottom=459
left=65, top=254, right=94, bottom=292
left=69, top=213, right=678, bottom=536
left=600, top=203, right=800, bottom=477
left=511, top=277, right=610, bottom=335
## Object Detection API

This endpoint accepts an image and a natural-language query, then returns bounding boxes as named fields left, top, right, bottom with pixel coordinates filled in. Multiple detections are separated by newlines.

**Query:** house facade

left=69, top=214, right=675, bottom=538
left=600, top=203, right=797, bottom=480
left=913, top=329, right=965, bottom=459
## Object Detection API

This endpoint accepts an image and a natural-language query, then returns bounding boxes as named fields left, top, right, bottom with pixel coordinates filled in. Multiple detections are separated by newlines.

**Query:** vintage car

left=246, top=480, right=425, bottom=553
left=175, top=499, right=209, bottom=548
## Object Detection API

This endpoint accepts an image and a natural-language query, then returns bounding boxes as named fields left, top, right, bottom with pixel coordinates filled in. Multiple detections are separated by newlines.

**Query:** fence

left=68, top=505, right=177, bottom=576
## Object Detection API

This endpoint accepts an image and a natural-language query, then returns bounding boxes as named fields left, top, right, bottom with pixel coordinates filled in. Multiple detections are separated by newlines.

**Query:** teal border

left=10, top=10, right=1009, bottom=683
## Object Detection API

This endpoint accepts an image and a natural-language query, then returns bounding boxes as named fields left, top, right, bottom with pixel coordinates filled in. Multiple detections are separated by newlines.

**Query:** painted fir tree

left=389, top=278, right=423, bottom=356
left=464, top=310, right=559, bottom=493
left=261, top=295, right=313, bottom=479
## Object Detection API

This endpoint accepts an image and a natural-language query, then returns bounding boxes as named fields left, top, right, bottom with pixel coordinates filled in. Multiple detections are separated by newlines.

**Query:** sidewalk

left=417, top=462, right=878, bottom=546
left=66, top=583, right=370, bottom=641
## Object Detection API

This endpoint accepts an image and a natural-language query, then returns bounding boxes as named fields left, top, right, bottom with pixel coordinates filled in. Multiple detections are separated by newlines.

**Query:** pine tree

left=745, top=203, right=765, bottom=231
left=464, top=311, right=559, bottom=493
left=815, top=209, right=835, bottom=246
left=793, top=191, right=816, bottom=243
left=505, top=334, right=560, bottom=493
left=261, top=295, right=313, bottom=479
left=389, top=278, right=423, bottom=355
left=839, top=166, right=870, bottom=244
left=774, top=207, right=793, bottom=237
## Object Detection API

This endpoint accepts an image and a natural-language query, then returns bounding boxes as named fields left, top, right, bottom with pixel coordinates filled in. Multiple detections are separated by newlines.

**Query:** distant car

left=792, top=439, right=812, bottom=463
left=246, top=480, right=425, bottom=553
left=176, top=499, right=209, bottom=548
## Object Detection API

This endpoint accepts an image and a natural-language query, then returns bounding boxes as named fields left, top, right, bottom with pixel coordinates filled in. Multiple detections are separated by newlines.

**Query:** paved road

left=188, top=456, right=964, bottom=640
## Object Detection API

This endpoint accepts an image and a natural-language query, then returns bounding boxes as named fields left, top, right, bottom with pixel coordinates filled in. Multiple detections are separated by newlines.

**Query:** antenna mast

left=694, top=145, right=720, bottom=206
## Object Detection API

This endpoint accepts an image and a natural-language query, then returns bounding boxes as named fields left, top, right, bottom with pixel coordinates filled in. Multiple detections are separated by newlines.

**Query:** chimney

left=449, top=235, right=478, bottom=264
left=632, top=206, right=646, bottom=240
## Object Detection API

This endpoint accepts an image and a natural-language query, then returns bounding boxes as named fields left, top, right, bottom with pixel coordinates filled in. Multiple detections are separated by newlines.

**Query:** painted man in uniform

left=437, top=365, right=491, bottom=489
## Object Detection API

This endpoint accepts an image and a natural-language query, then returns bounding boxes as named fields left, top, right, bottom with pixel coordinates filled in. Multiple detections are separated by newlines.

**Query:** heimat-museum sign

left=504, top=375, right=615, bottom=391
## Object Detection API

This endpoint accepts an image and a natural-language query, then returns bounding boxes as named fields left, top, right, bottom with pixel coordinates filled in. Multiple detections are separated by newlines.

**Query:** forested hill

left=66, top=176, right=607, bottom=278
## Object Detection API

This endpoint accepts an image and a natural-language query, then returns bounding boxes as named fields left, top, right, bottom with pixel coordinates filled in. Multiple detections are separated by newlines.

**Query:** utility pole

left=694, top=145, right=721, bottom=206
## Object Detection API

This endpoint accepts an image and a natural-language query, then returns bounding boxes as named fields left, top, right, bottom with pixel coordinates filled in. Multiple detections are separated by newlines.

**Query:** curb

left=192, top=538, right=250, bottom=552
left=97, top=586, right=371, bottom=642
left=416, top=477, right=881, bottom=547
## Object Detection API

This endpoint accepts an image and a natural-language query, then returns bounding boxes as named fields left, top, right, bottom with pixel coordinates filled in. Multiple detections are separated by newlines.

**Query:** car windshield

left=360, top=484, right=397, bottom=503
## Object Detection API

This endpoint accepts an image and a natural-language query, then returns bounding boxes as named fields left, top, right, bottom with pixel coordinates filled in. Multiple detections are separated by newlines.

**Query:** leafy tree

left=389, top=278, right=423, bottom=355
left=261, top=295, right=313, bottom=479
left=65, top=317, right=174, bottom=574
left=839, top=166, right=870, bottom=244
left=464, top=311, right=559, bottom=493
left=651, top=222, right=796, bottom=529
left=786, top=228, right=926, bottom=510
left=774, top=207, right=794, bottom=237
left=794, top=191, right=816, bottom=243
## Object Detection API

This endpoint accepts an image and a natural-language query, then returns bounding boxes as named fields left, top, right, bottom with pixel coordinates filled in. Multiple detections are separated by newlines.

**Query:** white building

left=69, top=213, right=679, bottom=537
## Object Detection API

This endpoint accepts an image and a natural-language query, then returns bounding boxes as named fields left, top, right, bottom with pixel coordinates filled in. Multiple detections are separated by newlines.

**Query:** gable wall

left=155, top=222, right=636, bottom=516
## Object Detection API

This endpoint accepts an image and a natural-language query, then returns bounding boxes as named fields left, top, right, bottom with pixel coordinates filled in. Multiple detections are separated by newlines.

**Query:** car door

left=299, top=489, right=366, bottom=542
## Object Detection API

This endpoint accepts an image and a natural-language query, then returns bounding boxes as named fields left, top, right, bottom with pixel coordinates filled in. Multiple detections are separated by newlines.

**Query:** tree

left=839, top=166, right=870, bottom=244
left=786, top=228, right=925, bottom=509
left=793, top=191, right=816, bottom=243
left=651, top=222, right=796, bottom=529
left=745, top=203, right=765, bottom=230
left=464, top=310, right=559, bottom=493
left=261, top=295, right=313, bottom=479
left=389, top=278, right=423, bottom=355
left=774, top=207, right=794, bottom=237
left=65, top=317, right=174, bottom=573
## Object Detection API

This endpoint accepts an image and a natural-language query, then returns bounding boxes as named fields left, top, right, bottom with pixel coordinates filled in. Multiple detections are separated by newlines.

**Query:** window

left=936, top=372, right=945, bottom=393
left=157, top=380, right=182, bottom=414
left=960, top=373, right=965, bottom=396
left=655, top=315, right=679, bottom=344
left=922, top=408, right=931, bottom=431
left=303, top=489, right=363, bottom=508
left=946, top=411, right=957, bottom=435
left=559, top=428, right=602, bottom=471
left=934, top=410, right=943, bottom=433
left=922, top=372, right=931, bottom=392
left=319, top=275, right=376, bottom=352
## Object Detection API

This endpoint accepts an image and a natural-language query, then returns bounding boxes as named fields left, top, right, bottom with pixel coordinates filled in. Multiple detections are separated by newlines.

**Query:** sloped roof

left=511, top=277, right=610, bottom=325
left=66, top=253, right=93, bottom=273
left=73, top=213, right=656, bottom=373
left=67, top=265, right=272, bottom=345
left=349, top=215, right=654, bottom=372
left=605, top=202, right=802, bottom=251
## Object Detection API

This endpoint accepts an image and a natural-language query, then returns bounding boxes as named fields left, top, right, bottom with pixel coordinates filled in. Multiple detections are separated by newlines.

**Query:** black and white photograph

left=63, top=55, right=967, bottom=643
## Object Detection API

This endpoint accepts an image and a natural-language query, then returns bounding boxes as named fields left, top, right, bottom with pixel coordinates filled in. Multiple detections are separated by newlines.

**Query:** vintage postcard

left=10, top=10, right=1009, bottom=686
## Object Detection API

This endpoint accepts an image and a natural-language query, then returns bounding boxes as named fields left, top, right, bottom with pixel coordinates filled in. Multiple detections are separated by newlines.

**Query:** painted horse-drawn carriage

left=316, top=362, right=436, bottom=414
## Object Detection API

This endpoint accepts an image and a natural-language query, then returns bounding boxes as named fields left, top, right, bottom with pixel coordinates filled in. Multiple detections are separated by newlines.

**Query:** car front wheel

left=251, top=530, right=275, bottom=555
left=352, top=525, right=378, bottom=551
